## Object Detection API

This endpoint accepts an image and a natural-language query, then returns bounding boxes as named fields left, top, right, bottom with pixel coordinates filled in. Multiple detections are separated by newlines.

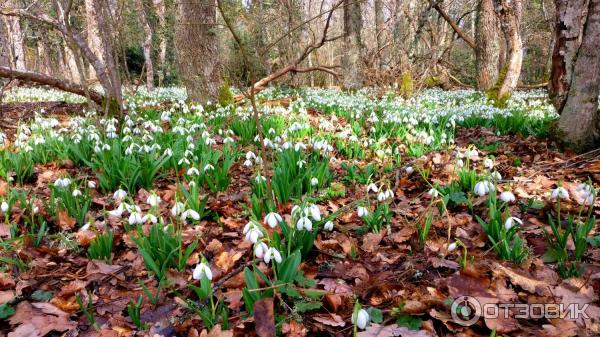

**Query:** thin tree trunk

left=342, top=0, right=363, bottom=90
left=494, top=0, right=523, bottom=99
left=5, top=12, right=25, bottom=70
left=84, top=0, right=104, bottom=82
left=476, top=0, right=499, bottom=91
left=152, top=0, right=167, bottom=86
left=555, top=0, right=600, bottom=150
left=63, top=40, right=81, bottom=83
left=135, top=0, right=154, bottom=91
left=174, top=0, right=222, bottom=103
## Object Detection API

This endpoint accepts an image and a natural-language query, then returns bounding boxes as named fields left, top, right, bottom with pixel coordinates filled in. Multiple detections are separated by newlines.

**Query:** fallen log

left=0, top=66, right=104, bottom=105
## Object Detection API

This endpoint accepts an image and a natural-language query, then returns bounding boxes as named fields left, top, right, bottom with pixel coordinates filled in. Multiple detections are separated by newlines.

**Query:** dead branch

left=432, top=3, right=476, bottom=49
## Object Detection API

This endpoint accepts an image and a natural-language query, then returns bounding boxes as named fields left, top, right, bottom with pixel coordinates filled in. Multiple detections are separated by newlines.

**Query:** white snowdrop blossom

left=72, top=189, right=82, bottom=197
left=357, top=206, right=369, bottom=218
left=551, top=187, right=570, bottom=200
left=181, top=209, right=201, bottom=221
left=296, top=216, right=313, bottom=231
left=447, top=241, right=458, bottom=252
left=264, top=212, right=283, bottom=228
left=483, top=158, right=494, bottom=169
left=405, top=166, right=414, bottom=175
left=87, top=181, right=96, bottom=189
left=377, top=189, right=394, bottom=202
left=1, top=201, right=10, bottom=213
left=264, top=247, right=283, bottom=264
left=352, top=309, right=370, bottom=330
left=128, top=211, right=144, bottom=225
left=310, top=177, right=319, bottom=186
left=490, top=171, right=502, bottom=181
left=171, top=202, right=185, bottom=216
left=187, top=167, right=200, bottom=176
left=254, top=242, right=269, bottom=259
left=504, top=217, right=523, bottom=230
left=324, top=220, right=334, bottom=231
left=147, top=193, right=161, bottom=207
left=428, top=188, right=440, bottom=198
left=113, top=189, right=127, bottom=200
left=474, top=181, right=495, bottom=196
left=192, top=261, right=213, bottom=281
left=366, top=183, right=379, bottom=193
left=499, top=191, right=516, bottom=203
left=54, top=178, right=71, bottom=188
left=308, top=204, right=321, bottom=221
left=203, top=164, right=214, bottom=172
left=243, top=222, right=263, bottom=243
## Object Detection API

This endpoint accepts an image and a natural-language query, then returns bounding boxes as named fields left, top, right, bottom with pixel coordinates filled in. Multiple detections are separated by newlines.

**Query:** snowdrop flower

left=352, top=309, right=370, bottom=330
left=583, top=193, right=596, bottom=206
left=296, top=216, right=313, bottom=231
left=113, top=189, right=127, bottom=200
left=243, top=222, right=263, bottom=243
left=576, top=183, right=594, bottom=197
left=147, top=193, right=161, bottom=207
left=264, top=247, right=282, bottom=264
left=264, top=212, right=283, bottom=228
left=203, top=164, right=214, bottom=172
left=309, top=204, right=321, bottom=221
left=1, top=201, right=10, bottom=214
left=366, top=183, right=379, bottom=193
left=428, top=188, right=440, bottom=198
left=244, top=159, right=253, bottom=167
left=181, top=209, right=200, bottom=221
left=143, top=214, right=158, bottom=224
left=504, top=217, right=522, bottom=230
left=377, top=189, right=394, bottom=202
left=128, top=211, right=144, bottom=225
left=192, top=261, right=213, bottom=281
left=474, top=181, right=494, bottom=196
left=324, top=220, right=334, bottom=231
left=551, top=187, right=570, bottom=200
left=108, top=203, right=125, bottom=218
left=254, top=242, right=269, bottom=259
left=310, top=177, right=319, bottom=186
left=87, top=181, right=96, bottom=189
left=490, top=171, right=502, bottom=181
left=187, top=167, right=200, bottom=176
left=447, top=241, right=458, bottom=252
left=171, top=202, right=185, bottom=216
left=499, top=191, right=516, bottom=203
left=483, top=158, right=494, bottom=169
left=357, top=206, right=369, bottom=218
left=456, top=159, right=464, bottom=168
left=72, top=189, right=82, bottom=197
left=54, top=178, right=71, bottom=188
left=405, top=166, right=414, bottom=175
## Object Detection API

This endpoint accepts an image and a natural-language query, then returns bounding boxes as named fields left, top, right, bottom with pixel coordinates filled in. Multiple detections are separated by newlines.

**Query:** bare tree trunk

left=152, top=0, right=167, bottom=86
left=135, top=0, right=154, bottom=91
left=5, top=10, right=25, bottom=70
left=93, top=0, right=123, bottom=110
left=476, top=0, right=499, bottom=91
left=548, top=0, right=588, bottom=111
left=63, top=40, right=81, bottom=83
left=84, top=0, right=104, bottom=82
left=342, top=0, right=363, bottom=90
left=0, top=15, right=9, bottom=68
left=494, top=0, right=523, bottom=99
left=174, top=0, right=221, bottom=103
left=553, top=0, right=600, bottom=151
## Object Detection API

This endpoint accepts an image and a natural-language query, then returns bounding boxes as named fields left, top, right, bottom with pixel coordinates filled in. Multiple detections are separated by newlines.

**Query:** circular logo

left=451, top=296, right=481, bottom=326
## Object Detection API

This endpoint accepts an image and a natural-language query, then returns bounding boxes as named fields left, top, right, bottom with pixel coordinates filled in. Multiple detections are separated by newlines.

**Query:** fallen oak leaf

left=357, top=324, right=434, bottom=337
left=254, top=298, right=276, bottom=337
left=313, top=313, right=345, bottom=327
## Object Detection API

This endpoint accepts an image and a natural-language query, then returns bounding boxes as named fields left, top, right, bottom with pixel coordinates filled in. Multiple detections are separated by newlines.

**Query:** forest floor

left=0, top=88, right=599, bottom=337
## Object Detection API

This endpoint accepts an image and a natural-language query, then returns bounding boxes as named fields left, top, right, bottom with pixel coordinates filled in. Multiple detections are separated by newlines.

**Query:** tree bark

left=548, top=0, right=588, bottom=111
left=135, top=0, right=154, bottom=91
left=342, top=0, right=363, bottom=90
left=554, top=0, right=600, bottom=150
left=476, top=0, right=500, bottom=91
left=0, top=65, right=104, bottom=104
left=152, top=0, right=167, bottom=86
left=374, top=0, right=384, bottom=68
left=494, top=0, right=523, bottom=99
left=174, top=0, right=221, bottom=103
left=4, top=4, right=25, bottom=70
left=84, top=0, right=104, bottom=82
left=0, top=15, right=10, bottom=68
